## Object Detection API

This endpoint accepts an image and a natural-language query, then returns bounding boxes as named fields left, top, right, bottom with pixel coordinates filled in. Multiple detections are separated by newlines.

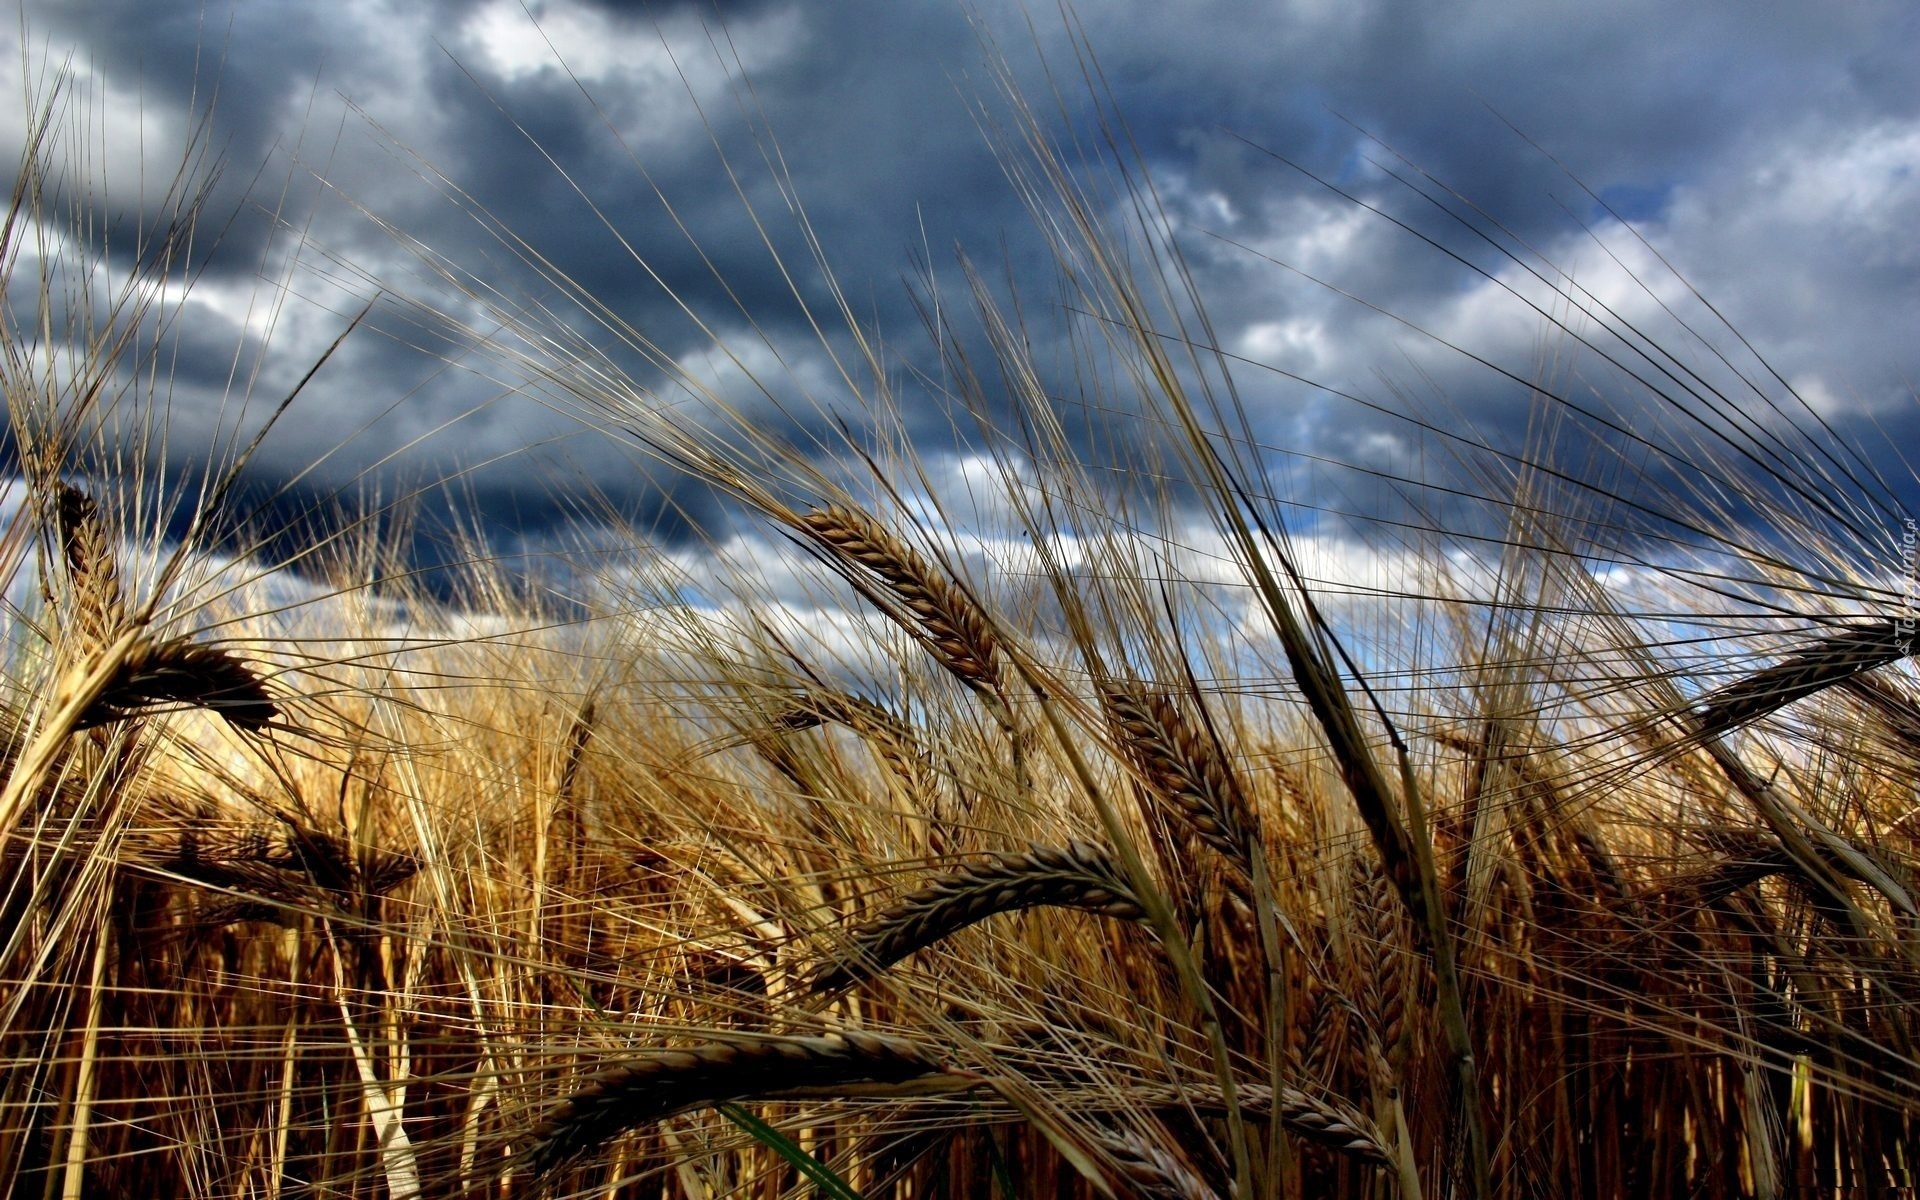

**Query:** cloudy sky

left=7, top=0, right=1918, bottom=595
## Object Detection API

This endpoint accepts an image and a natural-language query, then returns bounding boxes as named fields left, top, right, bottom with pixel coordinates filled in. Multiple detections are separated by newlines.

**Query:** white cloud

left=1236, top=315, right=1329, bottom=373
left=460, top=0, right=808, bottom=146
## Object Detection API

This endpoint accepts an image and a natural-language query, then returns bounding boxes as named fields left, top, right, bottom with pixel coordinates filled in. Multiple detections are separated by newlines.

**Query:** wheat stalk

left=522, top=1032, right=955, bottom=1176
left=797, top=505, right=1007, bottom=696
left=53, top=482, right=126, bottom=648
left=48, top=485, right=278, bottom=733
left=1099, top=679, right=1256, bottom=876
left=808, top=841, right=1147, bottom=993
left=1073, top=1084, right=1392, bottom=1168
left=1691, top=619, right=1910, bottom=740
left=1093, top=1131, right=1220, bottom=1199
left=79, top=637, right=278, bottom=731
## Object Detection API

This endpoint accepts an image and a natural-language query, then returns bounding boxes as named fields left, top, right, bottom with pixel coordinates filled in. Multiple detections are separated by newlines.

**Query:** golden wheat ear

left=1689, top=619, right=1911, bottom=739
left=49, top=482, right=280, bottom=732
left=522, top=1033, right=955, bottom=1177
left=1263, top=1086, right=1395, bottom=1167
left=1089, top=1083, right=1393, bottom=1168
left=1099, top=679, right=1258, bottom=877
left=1090, top=1130, right=1219, bottom=1200
left=53, top=481, right=128, bottom=642
left=78, top=636, right=279, bottom=732
left=806, top=841, right=1149, bottom=994
left=795, top=505, right=1008, bottom=696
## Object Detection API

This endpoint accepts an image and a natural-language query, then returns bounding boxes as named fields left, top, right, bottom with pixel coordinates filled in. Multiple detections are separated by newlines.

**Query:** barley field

left=0, top=16, right=1915, bottom=1200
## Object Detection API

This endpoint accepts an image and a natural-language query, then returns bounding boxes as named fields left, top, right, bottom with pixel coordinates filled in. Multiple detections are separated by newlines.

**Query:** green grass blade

left=719, top=1103, right=868, bottom=1200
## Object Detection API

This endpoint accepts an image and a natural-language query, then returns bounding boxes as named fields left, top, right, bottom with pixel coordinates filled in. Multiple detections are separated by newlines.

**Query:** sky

left=5, top=0, right=1919, bottom=603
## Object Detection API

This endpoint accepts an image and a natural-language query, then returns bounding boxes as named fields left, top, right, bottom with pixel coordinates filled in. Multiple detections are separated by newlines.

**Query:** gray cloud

left=5, top=0, right=1915, bottom=586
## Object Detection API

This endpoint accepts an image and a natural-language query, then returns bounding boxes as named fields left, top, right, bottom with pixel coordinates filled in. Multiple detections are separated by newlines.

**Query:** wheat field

left=0, top=18, right=1915, bottom=1200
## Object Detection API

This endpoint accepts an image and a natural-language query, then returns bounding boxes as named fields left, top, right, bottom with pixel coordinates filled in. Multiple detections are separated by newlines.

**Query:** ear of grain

left=1267, top=1086, right=1394, bottom=1169
left=797, top=505, right=1006, bottom=697
left=50, top=485, right=277, bottom=733
left=54, top=483, right=127, bottom=648
left=1098, top=680, right=1255, bottom=877
left=771, top=689, right=906, bottom=736
left=553, top=697, right=596, bottom=802
left=772, top=689, right=946, bottom=807
left=1647, top=850, right=1793, bottom=909
left=808, top=841, right=1147, bottom=993
left=80, top=637, right=278, bottom=731
left=1690, top=620, right=1910, bottom=740
left=523, top=1032, right=951, bottom=1177
left=1092, top=1131, right=1221, bottom=1200
left=135, top=799, right=417, bottom=906
left=1570, top=823, right=1638, bottom=921
left=1348, top=855, right=1414, bottom=1070
left=1095, top=1084, right=1392, bottom=1168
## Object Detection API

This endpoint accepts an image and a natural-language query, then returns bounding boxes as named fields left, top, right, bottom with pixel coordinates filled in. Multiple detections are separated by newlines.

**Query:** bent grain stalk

left=796, top=505, right=1008, bottom=702
left=1098, top=679, right=1258, bottom=879
left=522, top=1033, right=959, bottom=1177
left=792, top=504, right=1031, bottom=788
left=806, top=840, right=1148, bottom=993
left=1691, top=619, right=1912, bottom=740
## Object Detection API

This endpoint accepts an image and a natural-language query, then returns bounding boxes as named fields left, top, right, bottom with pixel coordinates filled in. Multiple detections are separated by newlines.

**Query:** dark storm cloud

left=6, top=0, right=1917, bottom=578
